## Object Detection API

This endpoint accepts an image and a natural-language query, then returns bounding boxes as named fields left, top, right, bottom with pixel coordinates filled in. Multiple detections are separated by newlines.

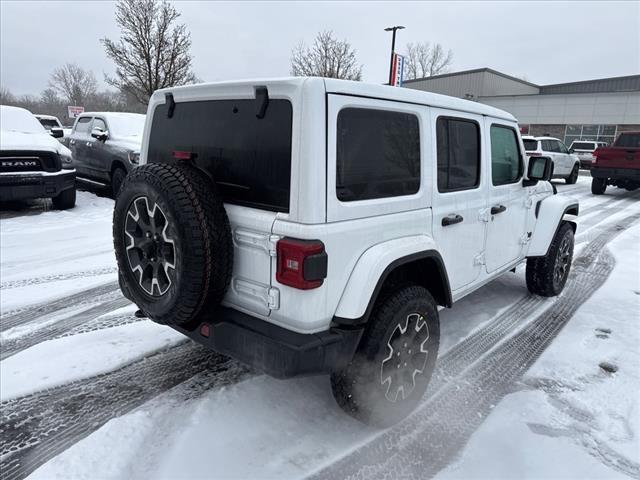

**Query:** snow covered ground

left=1, top=176, right=639, bottom=480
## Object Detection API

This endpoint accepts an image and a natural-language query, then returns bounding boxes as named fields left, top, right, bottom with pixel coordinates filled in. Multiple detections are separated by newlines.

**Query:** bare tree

left=291, top=30, right=363, bottom=81
left=404, top=42, right=453, bottom=80
left=49, top=63, right=98, bottom=105
left=0, top=87, right=17, bottom=105
left=102, top=0, right=196, bottom=105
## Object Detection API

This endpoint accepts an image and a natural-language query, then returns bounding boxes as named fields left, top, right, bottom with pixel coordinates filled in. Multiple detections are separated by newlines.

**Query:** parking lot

left=1, top=175, right=639, bottom=480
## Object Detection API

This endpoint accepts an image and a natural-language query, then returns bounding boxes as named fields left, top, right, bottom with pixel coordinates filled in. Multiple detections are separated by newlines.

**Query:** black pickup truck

left=62, top=112, right=145, bottom=197
left=0, top=105, right=76, bottom=209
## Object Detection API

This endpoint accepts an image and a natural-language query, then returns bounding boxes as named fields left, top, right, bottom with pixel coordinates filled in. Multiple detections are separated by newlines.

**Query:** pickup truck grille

left=0, top=151, right=60, bottom=173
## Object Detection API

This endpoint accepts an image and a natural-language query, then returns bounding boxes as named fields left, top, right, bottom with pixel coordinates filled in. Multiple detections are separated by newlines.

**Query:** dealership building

left=404, top=68, right=640, bottom=146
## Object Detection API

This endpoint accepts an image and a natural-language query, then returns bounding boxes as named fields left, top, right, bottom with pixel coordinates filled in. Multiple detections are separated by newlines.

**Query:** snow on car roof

left=1, top=105, right=46, bottom=134
left=34, top=114, right=59, bottom=121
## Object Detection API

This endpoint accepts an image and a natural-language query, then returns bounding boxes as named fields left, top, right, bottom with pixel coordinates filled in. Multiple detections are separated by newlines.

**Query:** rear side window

left=336, top=108, right=420, bottom=202
left=490, top=125, right=523, bottom=185
left=74, top=117, right=92, bottom=134
left=148, top=99, right=293, bottom=213
left=523, top=139, right=538, bottom=151
left=436, top=117, right=480, bottom=192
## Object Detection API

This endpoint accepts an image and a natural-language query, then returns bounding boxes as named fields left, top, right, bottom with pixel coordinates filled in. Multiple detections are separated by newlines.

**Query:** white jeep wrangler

left=113, top=78, right=579, bottom=426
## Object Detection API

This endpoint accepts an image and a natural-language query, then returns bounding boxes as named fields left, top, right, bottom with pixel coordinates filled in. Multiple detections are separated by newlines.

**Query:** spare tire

left=113, top=162, right=233, bottom=326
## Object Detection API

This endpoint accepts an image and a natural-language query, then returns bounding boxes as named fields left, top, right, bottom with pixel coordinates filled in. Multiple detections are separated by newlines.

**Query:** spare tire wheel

left=113, top=163, right=233, bottom=326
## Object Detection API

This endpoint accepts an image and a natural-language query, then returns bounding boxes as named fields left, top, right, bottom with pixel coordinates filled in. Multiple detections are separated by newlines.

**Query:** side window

left=490, top=125, right=523, bottom=185
left=336, top=108, right=420, bottom=202
left=92, top=118, right=107, bottom=132
left=74, top=117, right=92, bottom=134
left=558, top=142, right=569, bottom=154
left=436, top=117, right=480, bottom=192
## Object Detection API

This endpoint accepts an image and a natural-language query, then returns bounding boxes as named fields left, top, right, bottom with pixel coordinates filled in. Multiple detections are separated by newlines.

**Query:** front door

left=484, top=120, right=528, bottom=273
left=431, top=109, right=488, bottom=291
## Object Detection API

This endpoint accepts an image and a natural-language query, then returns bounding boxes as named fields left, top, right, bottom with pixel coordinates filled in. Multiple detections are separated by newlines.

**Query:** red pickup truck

left=591, top=131, right=640, bottom=194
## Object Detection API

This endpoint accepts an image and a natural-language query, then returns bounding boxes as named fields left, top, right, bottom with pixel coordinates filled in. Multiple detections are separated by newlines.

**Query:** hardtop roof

left=153, top=77, right=518, bottom=123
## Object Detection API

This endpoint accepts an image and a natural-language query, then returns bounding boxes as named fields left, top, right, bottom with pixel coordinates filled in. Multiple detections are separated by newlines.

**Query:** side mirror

left=569, top=148, right=574, bottom=153
left=91, top=128, right=108, bottom=141
left=50, top=127, right=64, bottom=138
left=524, top=156, right=553, bottom=186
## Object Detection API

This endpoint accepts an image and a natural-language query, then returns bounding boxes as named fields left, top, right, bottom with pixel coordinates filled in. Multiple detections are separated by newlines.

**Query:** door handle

left=491, top=205, right=507, bottom=215
left=86, top=142, right=92, bottom=147
left=69, top=139, right=76, bottom=146
left=442, top=214, right=464, bottom=226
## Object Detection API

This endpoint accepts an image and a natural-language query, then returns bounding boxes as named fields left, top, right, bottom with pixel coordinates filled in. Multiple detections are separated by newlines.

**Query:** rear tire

left=52, top=187, right=76, bottom=210
left=591, top=177, right=607, bottom=195
left=566, top=164, right=579, bottom=184
left=331, top=285, right=440, bottom=427
left=113, top=163, right=233, bottom=326
left=526, top=222, right=574, bottom=297
left=111, top=167, right=127, bottom=198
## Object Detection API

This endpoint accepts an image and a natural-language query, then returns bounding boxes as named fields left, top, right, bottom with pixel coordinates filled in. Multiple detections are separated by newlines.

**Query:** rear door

left=146, top=94, right=295, bottom=317
left=431, top=109, right=488, bottom=291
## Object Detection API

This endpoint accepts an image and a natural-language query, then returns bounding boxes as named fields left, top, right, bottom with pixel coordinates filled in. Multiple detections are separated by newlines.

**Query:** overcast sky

left=1, top=0, right=638, bottom=96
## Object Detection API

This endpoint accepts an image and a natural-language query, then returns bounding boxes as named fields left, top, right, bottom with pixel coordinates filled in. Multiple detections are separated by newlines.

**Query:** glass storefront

left=564, top=124, right=617, bottom=147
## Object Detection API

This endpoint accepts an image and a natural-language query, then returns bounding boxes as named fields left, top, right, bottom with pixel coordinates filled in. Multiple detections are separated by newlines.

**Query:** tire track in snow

left=0, top=343, right=251, bottom=480
left=0, top=267, right=118, bottom=290
left=0, top=282, right=119, bottom=333
left=310, top=212, right=640, bottom=480
left=0, top=295, right=131, bottom=361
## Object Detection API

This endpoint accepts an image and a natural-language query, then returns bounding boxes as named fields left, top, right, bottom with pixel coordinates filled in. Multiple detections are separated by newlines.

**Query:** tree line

left=1, top=0, right=453, bottom=125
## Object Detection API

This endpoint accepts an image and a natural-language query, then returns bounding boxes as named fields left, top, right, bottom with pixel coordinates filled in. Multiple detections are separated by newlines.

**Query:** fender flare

left=333, top=235, right=452, bottom=325
left=528, top=196, right=579, bottom=257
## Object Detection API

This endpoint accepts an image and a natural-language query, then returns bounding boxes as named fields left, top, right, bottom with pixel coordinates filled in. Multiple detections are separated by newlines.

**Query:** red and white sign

left=390, top=53, right=405, bottom=87
left=67, top=106, right=84, bottom=119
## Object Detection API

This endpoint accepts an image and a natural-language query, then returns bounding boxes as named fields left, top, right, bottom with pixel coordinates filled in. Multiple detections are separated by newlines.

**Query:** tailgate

left=596, top=147, right=640, bottom=168
left=224, top=204, right=278, bottom=316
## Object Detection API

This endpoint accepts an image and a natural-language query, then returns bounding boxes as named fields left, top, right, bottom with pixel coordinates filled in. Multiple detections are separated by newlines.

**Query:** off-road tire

left=591, top=177, right=607, bottom=195
left=526, top=222, right=574, bottom=297
left=52, top=187, right=76, bottom=210
left=331, top=285, right=440, bottom=427
left=113, top=162, right=233, bottom=326
left=566, top=164, right=579, bottom=184
left=111, top=167, right=127, bottom=198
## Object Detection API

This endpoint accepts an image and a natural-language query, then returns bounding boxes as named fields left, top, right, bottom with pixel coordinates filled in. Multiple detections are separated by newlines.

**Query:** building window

left=565, top=124, right=617, bottom=147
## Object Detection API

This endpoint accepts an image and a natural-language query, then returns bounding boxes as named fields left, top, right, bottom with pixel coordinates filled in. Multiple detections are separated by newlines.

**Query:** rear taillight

left=276, top=238, right=327, bottom=290
left=592, top=148, right=599, bottom=164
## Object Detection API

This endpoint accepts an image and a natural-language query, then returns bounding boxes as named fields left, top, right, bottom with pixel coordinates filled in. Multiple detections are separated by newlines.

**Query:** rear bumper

left=0, top=169, right=75, bottom=201
left=173, top=308, right=364, bottom=379
left=591, top=167, right=640, bottom=181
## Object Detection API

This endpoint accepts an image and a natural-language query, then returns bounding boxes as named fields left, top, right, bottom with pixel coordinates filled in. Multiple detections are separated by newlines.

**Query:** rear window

left=38, top=119, right=59, bottom=130
left=336, top=108, right=420, bottom=202
left=148, top=99, right=293, bottom=213
left=571, top=142, right=596, bottom=151
left=615, top=133, right=640, bottom=148
left=523, top=139, right=538, bottom=151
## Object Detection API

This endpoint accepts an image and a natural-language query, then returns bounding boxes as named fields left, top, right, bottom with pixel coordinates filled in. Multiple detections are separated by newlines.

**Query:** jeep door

left=483, top=119, right=528, bottom=273
left=431, top=110, right=487, bottom=291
